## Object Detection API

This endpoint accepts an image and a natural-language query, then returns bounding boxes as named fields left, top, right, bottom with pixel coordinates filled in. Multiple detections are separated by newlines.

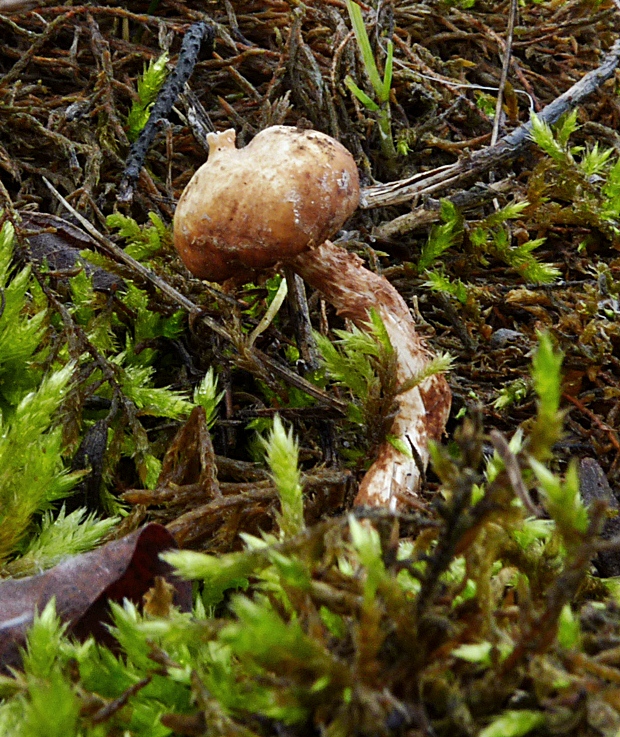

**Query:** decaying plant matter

left=1, top=0, right=620, bottom=734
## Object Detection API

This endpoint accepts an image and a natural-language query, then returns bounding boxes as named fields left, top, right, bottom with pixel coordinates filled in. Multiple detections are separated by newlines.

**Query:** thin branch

left=491, top=0, right=518, bottom=147
left=362, top=39, right=620, bottom=208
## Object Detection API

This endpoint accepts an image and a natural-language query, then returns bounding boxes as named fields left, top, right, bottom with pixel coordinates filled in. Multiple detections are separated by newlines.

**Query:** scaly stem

left=292, top=240, right=451, bottom=509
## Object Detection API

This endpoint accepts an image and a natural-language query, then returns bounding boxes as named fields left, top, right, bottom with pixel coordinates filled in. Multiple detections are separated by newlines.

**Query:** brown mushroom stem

left=292, top=240, right=451, bottom=508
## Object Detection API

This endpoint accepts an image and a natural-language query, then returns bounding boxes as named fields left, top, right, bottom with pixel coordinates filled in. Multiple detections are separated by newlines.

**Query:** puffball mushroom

left=173, top=125, right=451, bottom=509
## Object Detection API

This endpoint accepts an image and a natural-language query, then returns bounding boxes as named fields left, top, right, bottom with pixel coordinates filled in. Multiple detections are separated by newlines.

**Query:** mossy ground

left=1, top=1, right=620, bottom=735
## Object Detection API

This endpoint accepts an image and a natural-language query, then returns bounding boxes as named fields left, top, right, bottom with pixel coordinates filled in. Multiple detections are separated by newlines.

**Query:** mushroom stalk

left=291, top=240, right=451, bottom=508
left=173, top=126, right=451, bottom=509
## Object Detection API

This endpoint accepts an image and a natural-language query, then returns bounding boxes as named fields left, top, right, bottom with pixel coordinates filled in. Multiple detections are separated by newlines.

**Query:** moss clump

left=0, top=327, right=617, bottom=737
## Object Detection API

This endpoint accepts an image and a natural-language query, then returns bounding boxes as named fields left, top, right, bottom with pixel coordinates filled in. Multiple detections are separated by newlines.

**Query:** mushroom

left=173, top=125, right=451, bottom=509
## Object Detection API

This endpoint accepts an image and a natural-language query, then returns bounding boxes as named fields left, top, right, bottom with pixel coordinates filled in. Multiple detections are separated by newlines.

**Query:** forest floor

left=2, top=0, right=620, bottom=735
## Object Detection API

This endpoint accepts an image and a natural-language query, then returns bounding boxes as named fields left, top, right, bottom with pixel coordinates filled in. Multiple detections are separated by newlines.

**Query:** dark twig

left=117, top=22, right=215, bottom=203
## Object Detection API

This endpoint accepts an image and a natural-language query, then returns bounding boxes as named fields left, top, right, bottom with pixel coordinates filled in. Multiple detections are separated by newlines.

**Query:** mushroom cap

left=173, top=125, right=360, bottom=282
